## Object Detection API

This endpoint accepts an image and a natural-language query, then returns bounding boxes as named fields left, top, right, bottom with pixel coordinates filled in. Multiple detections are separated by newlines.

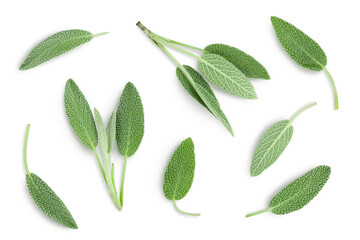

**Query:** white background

left=1, top=0, right=359, bottom=239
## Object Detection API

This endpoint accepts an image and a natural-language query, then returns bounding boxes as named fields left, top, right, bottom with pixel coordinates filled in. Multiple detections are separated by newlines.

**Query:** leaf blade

left=198, top=53, right=257, bottom=98
left=65, top=79, right=98, bottom=151
left=205, top=44, right=270, bottom=79
left=106, top=110, right=117, bottom=154
left=26, top=173, right=78, bottom=229
left=116, top=82, right=144, bottom=157
left=94, top=108, right=108, bottom=155
left=20, top=30, right=96, bottom=70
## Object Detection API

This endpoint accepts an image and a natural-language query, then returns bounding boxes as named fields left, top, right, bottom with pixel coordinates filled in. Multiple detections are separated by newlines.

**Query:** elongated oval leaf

left=94, top=108, right=108, bottom=155
left=246, top=165, right=331, bottom=217
left=198, top=53, right=257, bottom=99
left=26, top=173, right=78, bottom=229
left=205, top=44, right=270, bottom=79
left=106, top=110, right=117, bottom=154
left=20, top=30, right=107, bottom=70
left=250, top=120, right=293, bottom=176
left=176, top=65, right=219, bottom=110
left=271, top=16, right=326, bottom=71
left=116, top=82, right=144, bottom=157
left=270, top=165, right=331, bottom=214
left=65, top=79, right=98, bottom=151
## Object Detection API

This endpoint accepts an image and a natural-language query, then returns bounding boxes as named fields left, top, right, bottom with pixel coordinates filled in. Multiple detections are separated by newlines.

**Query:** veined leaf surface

left=106, top=110, right=117, bottom=154
left=198, top=53, right=257, bottom=99
left=116, top=82, right=144, bottom=157
left=65, top=79, right=98, bottom=151
left=20, top=29, right=107, bottom=70
left=246, top=165, right=331, bottom=217
left=205, top=44, right=270, bottom=79
left=163, top=138, right=199, bottom=216
left=250, top=103, right=316, bottom=176
left=26, top=173, right=78, bottom=229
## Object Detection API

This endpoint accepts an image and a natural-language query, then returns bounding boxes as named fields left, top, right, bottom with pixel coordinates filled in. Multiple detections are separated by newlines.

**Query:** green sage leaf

left=271, top=16, right=338, bottom=109
left=205, top=44, right=270, bottom=79
left=20, top=30, right=108, bottom=70
left=116, top=82, right=144, bottom=157
left=94, top=108, right=109, bottom=156
left=106, top=110, right=117, bottom=154
left=65, top=79, right=98, bottom=151
left=163, top=138, right=199, bottom=216
left=198, top=53, right=257, bottom=99
left=250, top=103, right=316, bottom=177
left=246, top=165, right=331, bottom=217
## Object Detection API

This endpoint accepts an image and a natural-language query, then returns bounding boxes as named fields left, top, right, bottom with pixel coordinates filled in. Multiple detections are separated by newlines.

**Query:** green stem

left=151, top=33, right=205, bottom=53
left=289, top=102, right=317, bottom=125
left=246, top=207, right=272, bottom=218
left=323, top=67, right=339, bottom=110
left=172, top=199, right=200, bottom=216
left=92, top=32, right=109, bottom=37
left=93, top=149, right=107, bottom=185
left=120, top=156, right=128, bottom=206
left=24, top=124, right=31, bottom=175
left=111, top=163, right=117, bottom=195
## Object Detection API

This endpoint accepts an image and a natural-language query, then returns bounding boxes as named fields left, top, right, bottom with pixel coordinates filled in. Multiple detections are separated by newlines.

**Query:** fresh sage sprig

left=246, top=165, right=331, bottom=217
left=271, top=16, right=339, bottom=110
left=24, top=124, right=78, bottom=229
left=163, top=138, right=200, bottom=216
left=20, top=29, right=108, bottom=70
left=137, top=21, right=270, bottom=136
left=251, top=102, right=316, bottom=176
left=64, top=79, right=144, bottom=211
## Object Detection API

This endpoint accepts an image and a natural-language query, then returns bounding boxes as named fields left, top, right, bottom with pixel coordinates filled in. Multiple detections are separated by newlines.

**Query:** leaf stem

left=120, top=156, right=128, bottom=206
left=92, top=32, right=109, bottom=37
left=323, top=67, right=339, bottom=110
left=93, top=149, right=107, bottom=185
left=245, top=207, right=272, bottom=218
left=289, top=102, right=317, bottom=125
left=172, top=199, right=200, bottom=216
left=151, top=33, right=205, bottom=53
left=24, top=124, right=31, bottom=175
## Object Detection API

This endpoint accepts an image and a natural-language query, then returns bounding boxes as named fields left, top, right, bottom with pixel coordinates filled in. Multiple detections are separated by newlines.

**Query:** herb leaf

left=116, top=82, right=144, bottom=157
left=246, top=165, right=331, bottom=217
left=24, top=124, right=78, bottom=229
left=163, top=138, right=199, bottom=216
left=250, top=103, right=316, bottom=176
left=106, top=110, right=117, bottom=154
left=94, top=108, right=109, bottom=157
left=205, top=44, right=270, bottom=79
left=20, top=30, right=108, bottom=70
left=65, top=79, right=98, bottom=151
left=271, top=16, right=339, bottom=110
left=198, top=53, right=257, bottom=99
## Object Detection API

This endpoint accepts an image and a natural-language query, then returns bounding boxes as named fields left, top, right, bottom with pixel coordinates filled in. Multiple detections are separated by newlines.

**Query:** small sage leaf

left=271, top=16, right=338, bottom=110
left=205, top=44, right=270, bottom=79
left=250, top=103, right=316, bottom=177
left=198, top=53, right=257, bottom=99
left=246, top=165, right=331, bottom=217
left=116, top=82, right=144, bottom=157
left=20, top=30, right=108, bottom=70
left=163, top=138, right=200, bottom=216
left=65, top=79, right=98, bottom=151
left=106, top=110, right=117, bottom=154
left=24, top=124, right=77, bottom=229
left=94, top=108, right=109, bottom=156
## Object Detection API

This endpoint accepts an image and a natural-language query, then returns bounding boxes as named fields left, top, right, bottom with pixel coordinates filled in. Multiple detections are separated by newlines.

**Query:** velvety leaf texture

left=20, top=30, right=94, bottom=70
left=163, top=138, right=195, bottom=200
left=205, top=44, right=270, bottom=79
left=65, top=79, right=98, bottom=150
left=270, top=165, right=331, bottom=214
left=94, top=108, right=109, bottom=155
left=271, top=16, right=327, bottom=71
left=106, top=110, right=117, bottom=154
left=26, top=173, right=78, bottom=229
left=198, top=53, right=257, bottom=99
left=251, top=120, right=293, bottom=176
left=116, top=82, right=144, bottom=157
left=176, top=65, right=219, bottom=110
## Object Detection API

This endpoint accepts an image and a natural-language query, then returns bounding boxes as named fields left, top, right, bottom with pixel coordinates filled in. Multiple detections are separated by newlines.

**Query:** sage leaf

left=116, top=82, right=144, bottom=157
left=20, top=30, right=108, bottom=70
left=163, top=138, right=200, bottom=216
left=271, top=16, right=339, bottom=110
left=246, top=165, right=331, bottom=217
left=24, top=124, right=78, bottom=229
left=198, top=53, right=257, bottom=99
left=94, top=108, right=109, bottom=157
left=176, top=65, right=233, bottom=136
left=106, top=110, right=117, bottom=154
left=205, top=44, right=270, bottom=79
left=250, top=102, right=316, bottom=176
left=65, top=79, right=98, bottom=151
